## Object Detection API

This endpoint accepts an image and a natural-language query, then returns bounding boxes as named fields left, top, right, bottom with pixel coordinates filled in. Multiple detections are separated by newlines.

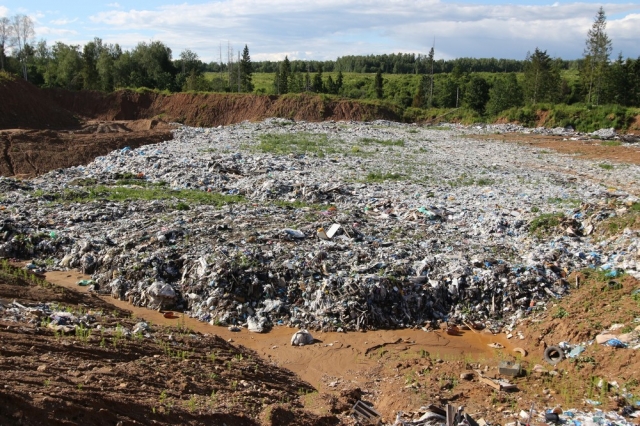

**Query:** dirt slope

left=0, top=121, right=174, bottom=177
left=45, top=89, right=402, bottom=126
left=0, top=75, right=79, bottom=130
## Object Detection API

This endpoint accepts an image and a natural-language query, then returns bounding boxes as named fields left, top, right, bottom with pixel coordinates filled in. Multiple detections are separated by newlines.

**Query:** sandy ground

left=44, top=270, right=513, bottom=397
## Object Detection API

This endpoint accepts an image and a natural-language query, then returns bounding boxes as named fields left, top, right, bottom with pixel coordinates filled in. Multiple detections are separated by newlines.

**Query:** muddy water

left=45, top=270, right=514, bottom=392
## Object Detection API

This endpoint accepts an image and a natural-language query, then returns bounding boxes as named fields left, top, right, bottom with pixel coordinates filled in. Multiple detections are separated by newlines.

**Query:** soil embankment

left=44, top=89, right=401, bottom=126
left=0, top=76, right=79, bottom=130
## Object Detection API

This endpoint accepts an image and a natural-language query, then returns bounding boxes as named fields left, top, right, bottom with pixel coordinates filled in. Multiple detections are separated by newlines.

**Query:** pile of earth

left=43, top=88, right=402, bottom=126
left=0, top=120, right=174, bottom=177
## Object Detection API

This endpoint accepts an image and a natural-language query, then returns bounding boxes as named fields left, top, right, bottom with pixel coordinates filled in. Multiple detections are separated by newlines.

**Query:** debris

left=513, top=347, right=527, bottom=357
left=498, top=360, right=522, bottom=377
left=1, top=119, right=639, bottom=336
left=352, top=400, right=381, bottom=424
left=291, top=329, right=314, bottom=346
left=543, top=346, right=564, bottom=365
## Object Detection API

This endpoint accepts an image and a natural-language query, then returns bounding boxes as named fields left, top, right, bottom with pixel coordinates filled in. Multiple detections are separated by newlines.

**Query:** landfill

left=1, top=118, right=639, bottom=335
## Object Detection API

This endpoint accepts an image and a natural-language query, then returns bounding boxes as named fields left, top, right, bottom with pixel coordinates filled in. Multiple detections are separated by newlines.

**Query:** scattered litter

left=544, top=346, right=564, bottom=365
left=1, top=119, right=639, bottom=336
left=291, top=329, right=314, bottom=346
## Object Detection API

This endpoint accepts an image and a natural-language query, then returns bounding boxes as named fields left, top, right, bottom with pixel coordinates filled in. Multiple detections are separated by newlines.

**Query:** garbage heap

left=1, top=119, right=638, bottom=332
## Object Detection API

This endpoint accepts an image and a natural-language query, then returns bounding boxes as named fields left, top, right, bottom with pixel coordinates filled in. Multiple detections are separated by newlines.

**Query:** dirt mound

left=0, top=121, right=174, bottom=177
left=0, top=75, right=79, bottom=130
left=46, top=89, right=402, bottom=126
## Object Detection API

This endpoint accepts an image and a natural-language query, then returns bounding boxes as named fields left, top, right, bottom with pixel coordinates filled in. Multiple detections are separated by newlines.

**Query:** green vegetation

left=364, top=171, right=404, bottom=183
left=255, top=132, right=341, bottom=157
left=529, top=213, right=565, bottom=235
left=35, top=185, right=244, bottom=207
left=2, top=7, right=639, bottom=132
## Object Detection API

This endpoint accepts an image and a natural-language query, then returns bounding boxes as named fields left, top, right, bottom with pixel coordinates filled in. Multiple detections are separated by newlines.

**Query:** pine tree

left=279, top=56, right=290, bottom=94
left=374, top=70, right=383, bottom=98
left=523, top=48, right=560, bottom=104
left=312, top=64, right=324, bottom=93
left=581, top=7, right=612, bottom=105
left=239, top=44, right=253, bottom=93
left=335, top=70, right=343, bottom=94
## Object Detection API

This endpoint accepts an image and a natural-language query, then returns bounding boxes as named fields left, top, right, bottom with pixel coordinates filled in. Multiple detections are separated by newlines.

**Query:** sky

left=1, top=1, right=639, bottom=63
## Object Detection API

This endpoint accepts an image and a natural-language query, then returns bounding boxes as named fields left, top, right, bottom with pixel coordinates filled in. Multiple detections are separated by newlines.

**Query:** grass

left=597, top=202, right=640, bottom=235
left=599, top=163, right=614, bottom=170
left=255, top=132, right=341, bottom=157
left=529, top=213, right=565, bottom=235
left=364, top=171, right=405, bottom=183
left=36, top=185, right=244, bottom=207
left=601, top=140, right=622, bottom=147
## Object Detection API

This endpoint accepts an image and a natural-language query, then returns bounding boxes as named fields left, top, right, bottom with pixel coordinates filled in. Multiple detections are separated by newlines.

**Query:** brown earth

left=0, top=121, right=174, bottom=177
left=2, top=254, right=640, bottom=425
left=43, top=89, right=401, bottom=127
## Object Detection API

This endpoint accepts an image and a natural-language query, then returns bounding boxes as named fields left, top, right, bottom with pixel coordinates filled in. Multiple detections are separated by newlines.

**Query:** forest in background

left=1, top=8, right=639, bottom=131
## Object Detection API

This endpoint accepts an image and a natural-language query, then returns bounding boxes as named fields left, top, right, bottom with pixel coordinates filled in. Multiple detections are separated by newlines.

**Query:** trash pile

left=0, top=299, right=153, bottom=338
left=1, top=119, right=639, bottom=333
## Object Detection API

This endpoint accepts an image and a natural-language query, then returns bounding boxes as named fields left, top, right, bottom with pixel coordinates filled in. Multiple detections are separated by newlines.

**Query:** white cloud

left=57, top=1, right=640, bottom=61
left=0, top=6, right=8, bottom=17
left=107, top=2, right=122, bottom=8
left=50, top=18, right=78, bottom=25
left=37, top=26, right=79, bottom=38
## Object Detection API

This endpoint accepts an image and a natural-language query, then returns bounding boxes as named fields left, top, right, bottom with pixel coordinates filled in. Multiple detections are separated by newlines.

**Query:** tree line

left=1, top=8, right=639, bottom=112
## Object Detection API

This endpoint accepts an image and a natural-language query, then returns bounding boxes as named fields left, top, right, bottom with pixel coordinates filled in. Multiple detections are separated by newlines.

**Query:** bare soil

left=2, top=259, right=640, bottom=425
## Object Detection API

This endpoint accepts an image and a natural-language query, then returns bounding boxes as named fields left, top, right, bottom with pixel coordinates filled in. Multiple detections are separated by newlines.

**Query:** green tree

left=278, top=56, right=290, bottom=94
left=486, top=73, right=523, bottom=115
left=435, top=75, right=460, bottom=108
left=312, top=64, right=324, bottom=93
left=335, top=70, right=343, bottom=94
left=465, top=75, right=489, bottom=113
left=82, top=38, right=102, bottom=90
left=581, top=7, right=612, bottom=105
left=374, top=69, right=383, bottom=98
left=523, top=48, right=560, bottom=104
left=239, top=44, right=253, bottom=93
left=44, top=42, right=83, bottom=89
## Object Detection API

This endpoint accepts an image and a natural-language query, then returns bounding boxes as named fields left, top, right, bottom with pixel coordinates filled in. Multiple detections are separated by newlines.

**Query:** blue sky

left=1, top=1, right=639, bottom=62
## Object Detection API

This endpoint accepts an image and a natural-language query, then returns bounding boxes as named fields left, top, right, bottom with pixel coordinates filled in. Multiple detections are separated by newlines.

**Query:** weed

left=43, top=379, right=51, bottom=387
left=552, top=306, right=569, bottom=319
left=256, top=132, right=341, bottom=157
left=529, top=213, right=564, bottom=235
left=174, top=201, right=190, bottom=211
left=599, top=163, right=614, bottom=170
left=364, top=171, right=404, bottom=183
left=75, top=323, right=91, bottom=343
left=187, top=395, right=197, bottom=412
left=601, top=140, right=621, bottom=146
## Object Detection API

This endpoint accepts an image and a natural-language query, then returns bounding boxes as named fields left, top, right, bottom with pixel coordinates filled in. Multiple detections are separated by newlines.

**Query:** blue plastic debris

left=604, top=339, right=628, bottom=348
left=567, top=345, right=586, bottom=358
